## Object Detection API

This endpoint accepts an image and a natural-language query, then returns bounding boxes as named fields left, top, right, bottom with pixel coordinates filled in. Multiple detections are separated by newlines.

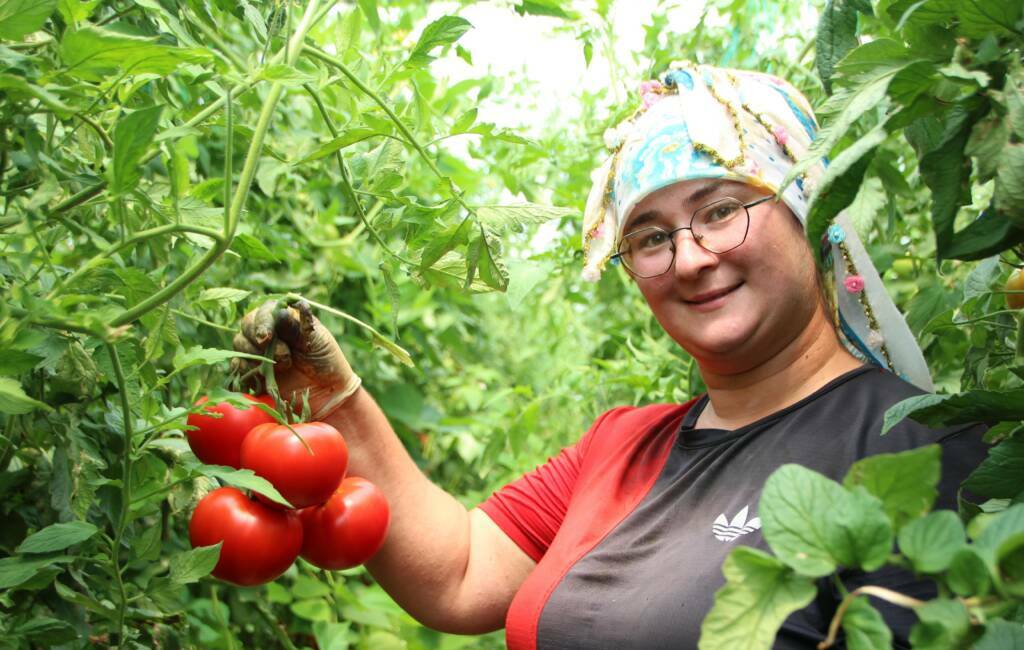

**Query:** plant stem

left=818, top=586, right=924, bottom=649
left=283, top=293, right=413, bottom=367
left=106, top=343, right=135, bottom=650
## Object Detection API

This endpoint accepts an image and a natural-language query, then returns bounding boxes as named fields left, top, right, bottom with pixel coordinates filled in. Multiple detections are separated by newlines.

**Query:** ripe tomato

left=298, top=477, right=390, bottom=570
left=240, top=422, right=348, bottom=509
left=1007, top=269, right=1024, bottom=309
left=186, top=394, right=276, bottom=469
left=188, top=487, right=303, bottom=586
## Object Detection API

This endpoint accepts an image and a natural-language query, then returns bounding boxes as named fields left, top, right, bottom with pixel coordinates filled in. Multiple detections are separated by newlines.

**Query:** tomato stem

left=284, top=293, right=413, bottom=367
left=818, top=586, right=923, bottom=649
left=106, top=343, right=134, bottom=649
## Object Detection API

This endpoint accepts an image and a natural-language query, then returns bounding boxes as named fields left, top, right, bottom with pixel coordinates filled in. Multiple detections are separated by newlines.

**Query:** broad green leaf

left=0, top=73, right=73, bottom=116
left=0, top=349, right=43, bottom=376
left=475, top=204, right=576, bottom=232
left=266, top=581, right=293, bottom=604
left=17, top=521, right=97, bottom=554
left=198, top=464, right=292, bottom=508
left=909, top=598, right=971, bottom=650
left=13, top=616, right=76, bottom=642
left=0, top=0, right=57, bottom=40
left=957, top=0, right=1023, bottom=39
left=883, top=390, right=1024, bottom=431
left=942, top=209, right=1024, bottom=262
left=292, top=575, right=330, bottom=599
left=169, top=543, right=221, bottom=584
left=259, top=63, right=316, bottom=86
left=406, top=16, right=472, bottom=67
left=172, top=346, right=264, bottom=372
left=451, top=108, right=477, bottom=133
left=946, top=546, right=992, bottom=596
left=313, top=621, right=353, bottom=650
left=231, top=233, right=279, bottom=262
left=815, top=0, right=859, bottom=94
left=975, top=503, right=1024, bottom=566
left=842, top=596, right=892, bottom=650
left=965, top=112, right=1009, bottom=183
left=57, top=0, right=100, bottom=25
left=59, top=25, right=211, bottom=81
left=0, top=377, right=53, bottom=414
left=698, top=547, right=816, bottom=650
left=477, top=226, right=509, bottom=292
left=974, top=619, right=1024, bottom=649
left=760, top=464, right=892, bottom=576
left=996, top=144, right=1024, bottom=223
left=0, top=555, right=70, bottom=589
left=965, top=439, right=1024, bottom=499
left=843, top=445, right=940, bottom=527
left=916, top=110, right=974, bottom=257
left=357, top=0, right=379, bottom=30
left=110, top=105, right=163, bottom=196
left=898, top=510, right=966, bottom=572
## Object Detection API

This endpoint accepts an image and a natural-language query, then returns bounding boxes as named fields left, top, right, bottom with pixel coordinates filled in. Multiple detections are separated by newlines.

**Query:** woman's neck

left=694, top=309, right=863, bottom=430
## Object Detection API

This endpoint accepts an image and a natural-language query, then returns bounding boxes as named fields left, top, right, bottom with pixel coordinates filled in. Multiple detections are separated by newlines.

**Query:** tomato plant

left=299, top=476, right=391, bottom=570
left=186, top=394, right=276, bottom=468
left=189, top=487, right=303, bottom=587
left=240, top=421, right=348, bottom=509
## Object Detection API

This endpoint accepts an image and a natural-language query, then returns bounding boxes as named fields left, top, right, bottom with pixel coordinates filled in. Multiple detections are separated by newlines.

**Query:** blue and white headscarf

left=582, top=62, right=933, bottom=391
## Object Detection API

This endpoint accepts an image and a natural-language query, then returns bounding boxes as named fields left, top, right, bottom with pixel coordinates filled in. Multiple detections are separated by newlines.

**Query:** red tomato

left=298, top=477, right=390, bottom=570
left=240, top=422, right=348, bottom=509
left=186, top=394, right=276, bottom=469
left=188, top=487, right=302, bottom=586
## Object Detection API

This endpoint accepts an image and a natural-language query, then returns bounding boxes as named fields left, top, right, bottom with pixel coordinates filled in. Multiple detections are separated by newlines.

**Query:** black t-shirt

left=534, top=365, right=988, bottom=649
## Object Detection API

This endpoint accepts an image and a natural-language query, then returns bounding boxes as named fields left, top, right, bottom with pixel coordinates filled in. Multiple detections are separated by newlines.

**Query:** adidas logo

left=712, top=505, right=761, bottom=542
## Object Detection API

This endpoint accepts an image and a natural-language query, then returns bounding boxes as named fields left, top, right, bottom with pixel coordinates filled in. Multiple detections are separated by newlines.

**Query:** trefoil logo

left=712, top=505, right=761, bottom=542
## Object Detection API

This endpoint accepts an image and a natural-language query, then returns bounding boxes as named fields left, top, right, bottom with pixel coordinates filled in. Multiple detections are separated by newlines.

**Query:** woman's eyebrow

left=624, top=180, right=732, bottom=232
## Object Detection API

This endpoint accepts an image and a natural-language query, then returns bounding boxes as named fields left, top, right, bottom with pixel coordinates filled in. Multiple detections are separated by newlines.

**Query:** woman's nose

left=671, top=229, right=719, bottom=279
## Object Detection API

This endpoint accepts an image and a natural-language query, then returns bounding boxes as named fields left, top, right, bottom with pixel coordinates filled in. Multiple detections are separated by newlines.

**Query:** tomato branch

left=106, top=343, right=135, bottom=650
left=283, top=293, right=413, bottom=367
left=818, top=586, right=924, bottom=649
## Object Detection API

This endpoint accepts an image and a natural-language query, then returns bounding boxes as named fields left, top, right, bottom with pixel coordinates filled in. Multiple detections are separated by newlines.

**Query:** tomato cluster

left=186, top=396, right=391, bottom=586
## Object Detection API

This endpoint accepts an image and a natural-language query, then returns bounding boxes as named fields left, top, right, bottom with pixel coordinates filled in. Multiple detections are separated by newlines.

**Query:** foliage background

left=1, top=0, right=1021, bottom=647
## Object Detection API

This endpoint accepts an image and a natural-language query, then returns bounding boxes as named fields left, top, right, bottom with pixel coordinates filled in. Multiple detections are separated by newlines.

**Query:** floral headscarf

left=582, top=62, right=933, bottom=391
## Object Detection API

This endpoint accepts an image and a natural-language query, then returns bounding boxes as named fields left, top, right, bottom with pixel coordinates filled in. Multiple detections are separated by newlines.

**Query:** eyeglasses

left=611, top=195, right=774, bottom=278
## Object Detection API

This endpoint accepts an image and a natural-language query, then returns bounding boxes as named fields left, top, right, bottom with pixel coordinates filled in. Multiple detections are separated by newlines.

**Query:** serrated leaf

left=0, top=377, right=52, bottom=414
left=231, top=233, right=278, bottom=262
left=59, top=25, right=211, bottom=81
left=110, top=105, right=163, bottom=196
left=843, top=445, right=940, bottom=527
left=698, top=547, right=816, bottom=650
left=0, top=0, right=57, bottom=40
left=974, top=619, right=1024, bottom=649
left=475, top=203, right=576, bottom=233
left=0, top=554, right=70, bottom=589
left=451, top=108, right=477, bottom=133
left=965, top=439, right=1024, bottom=499
left=898, top=510, right=966, bottom=573
left=406, top=16, right=472, bottom=67
left=17, top=521, right=97, bottom=554
left=357, top=0, right=379, bottom=30
left=292, top=574, right=330, bottom=599
left=0, top=349, right=43, bottom=376
left=816, top=0, right=859, bottom=94
left=169, top=543, right=221, bottom=584
left=884, top=390, right=1024, bottom=432
left=296, top=128, right=385, bottom=164
left=197, top=287, right=252, bottom=306
left=259, top=63, right=316, bottom=86
left=996, top=144, right=1024, bottom=223
left=173, top=346, right=263, bottom=372
left=291, top=598, right=332, bottom=622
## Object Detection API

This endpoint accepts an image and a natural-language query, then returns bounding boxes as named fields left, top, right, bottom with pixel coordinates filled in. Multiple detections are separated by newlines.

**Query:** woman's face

left=622, top=178, right=823, bottom=375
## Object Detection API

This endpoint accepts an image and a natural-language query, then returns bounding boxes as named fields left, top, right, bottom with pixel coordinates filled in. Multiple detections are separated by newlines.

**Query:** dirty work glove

left=232, top=299, right=362, bottom=420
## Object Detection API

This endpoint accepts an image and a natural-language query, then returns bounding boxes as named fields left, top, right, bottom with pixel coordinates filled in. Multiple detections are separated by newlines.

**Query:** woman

left=234, top=63, right=987, bottom=648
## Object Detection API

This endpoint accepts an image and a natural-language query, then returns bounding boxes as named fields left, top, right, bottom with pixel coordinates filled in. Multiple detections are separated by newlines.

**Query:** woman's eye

left=637, top=231, right=669, bottom=249
left=707, top=205, right=740, bottom=222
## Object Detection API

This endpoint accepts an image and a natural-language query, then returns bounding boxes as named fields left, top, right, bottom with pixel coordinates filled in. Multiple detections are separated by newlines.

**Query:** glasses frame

left=611, top=195, right=775, bottom=279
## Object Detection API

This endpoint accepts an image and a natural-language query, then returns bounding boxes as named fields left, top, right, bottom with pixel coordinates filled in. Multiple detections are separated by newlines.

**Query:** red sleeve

left=477, top=409, right=621, bottom=562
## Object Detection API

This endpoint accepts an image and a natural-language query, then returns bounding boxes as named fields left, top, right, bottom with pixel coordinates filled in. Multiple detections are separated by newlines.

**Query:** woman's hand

left=232, top=299, right=361, bottom=419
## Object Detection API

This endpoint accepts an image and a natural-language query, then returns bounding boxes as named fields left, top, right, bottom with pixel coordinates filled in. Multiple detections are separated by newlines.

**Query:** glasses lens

left=619, top=227, right=674, bottom=277
left=692, top=198, right=749, bottom=253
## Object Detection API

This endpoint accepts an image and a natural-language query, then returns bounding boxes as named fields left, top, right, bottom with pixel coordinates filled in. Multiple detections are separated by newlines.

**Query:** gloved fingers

left=241, top=299, right=280, bottom=348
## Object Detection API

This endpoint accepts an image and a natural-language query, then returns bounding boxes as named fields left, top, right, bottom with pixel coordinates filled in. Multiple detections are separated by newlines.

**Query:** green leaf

left=816, top=0, right=859, bottom=94
left=965, top=112, right=1008, bottom=183
left=915, top=109, right=974, bottom=258
left=0, top=349, right=43, bottom=376
left=295, top=128, right=384, bottom=164
left=842, top=595, right=892, bottom=650
left=974, top=619, right=1024, bottom=649
left=172, top=346, right=263, bottom=372
left=698, top=547, right=816, bottom=650
left=884, top=389, right=1024, bottom=430
left=292, top=574, right=330, bottom=599
left=957, top=0, right=1023, bottom=39
left=760, top=465, right=893, bottom=576
left=0, top=555, right=70, bottom=589
left=0, top=73, right=73, bottom=116
left=59, top=25, right=211, bottom=81
left=291, top=598, right=332, bottom=622
left=110, top=105, right=163, bottom=196
left=406, top=16, right=472, bottom=67
left=17, top=521, right=97, bottom=554
left=898, top=510, right=966, bottom=572
left=357, top=0, right=379, bottom=30
left=974, top=503, right=1024, bottom=574
left=946, top=546, right=992, bottom=596
left=198, top=464, right=292, bottom=508
left=0, top=0, right=57, bottom=40
left=231, top=233, right=279, bottom=262
left=259, top=63, right=316, bottom=86
left=996, top=144, right=1024, bottom=224
left=0, top=377, right=52, bottom=414
left=843, top=445, right=940, bottom=527
left=313, top=621, right=353, bottom=650
left=965, top=439, right=1024, bottom=499
left=197, top=287, right=252, bottom=306
left=475, top=204, right=576, bottom=232
left=909, top=598, right=971, bottom=650
left=941, top=209, right=1024, bottom=262
left=14, top=616, right=77, bottom=643
left=169, top=543, right=221, bottom=584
